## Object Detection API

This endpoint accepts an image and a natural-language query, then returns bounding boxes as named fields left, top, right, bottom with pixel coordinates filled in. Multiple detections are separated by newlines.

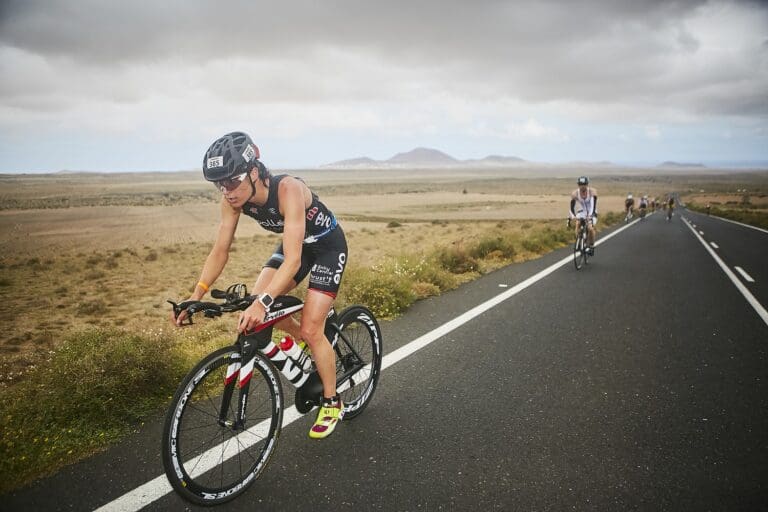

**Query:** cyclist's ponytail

left=255, top=160, right=270, bottom=186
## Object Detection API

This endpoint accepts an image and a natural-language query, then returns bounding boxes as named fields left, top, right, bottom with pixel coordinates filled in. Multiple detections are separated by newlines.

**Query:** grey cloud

left=0, top=0, right=766, bottom=121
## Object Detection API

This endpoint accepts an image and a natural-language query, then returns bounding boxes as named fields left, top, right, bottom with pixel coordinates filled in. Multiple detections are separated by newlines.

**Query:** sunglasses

left=214, top=172, right=248, bottom=192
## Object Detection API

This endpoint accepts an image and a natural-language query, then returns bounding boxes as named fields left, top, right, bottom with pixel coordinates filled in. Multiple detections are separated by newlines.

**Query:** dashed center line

left=734, top=266, right=756, bottom=283
left=710, top=242, right=719, bottom=249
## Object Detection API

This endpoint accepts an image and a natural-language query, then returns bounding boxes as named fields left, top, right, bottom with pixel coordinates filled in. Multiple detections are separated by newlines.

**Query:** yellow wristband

left=197, top=281, right=209, bottom=292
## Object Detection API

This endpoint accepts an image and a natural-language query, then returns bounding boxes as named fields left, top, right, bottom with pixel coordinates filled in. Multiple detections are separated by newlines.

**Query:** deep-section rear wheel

left=333, top=305, right=383, bottom=419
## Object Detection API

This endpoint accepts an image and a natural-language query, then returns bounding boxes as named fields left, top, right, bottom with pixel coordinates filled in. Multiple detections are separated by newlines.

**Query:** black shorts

left=264, top=225, right=348, bottom=296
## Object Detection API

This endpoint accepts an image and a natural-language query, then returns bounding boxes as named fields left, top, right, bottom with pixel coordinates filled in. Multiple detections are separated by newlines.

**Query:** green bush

left=341, top=263, right=416, bottom=318
left=434, top=245, right=479, bottom=274
left=0, top=327, right=191, bottom=492
left=600, top=211, right=622, bottom=226
left=470, top=235, right=516, bottom=259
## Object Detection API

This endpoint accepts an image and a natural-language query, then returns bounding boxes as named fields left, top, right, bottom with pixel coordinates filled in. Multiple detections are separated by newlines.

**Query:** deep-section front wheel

left=334, top=305, right=383, bottom=420
left=162, top=347, right=283, bottom=506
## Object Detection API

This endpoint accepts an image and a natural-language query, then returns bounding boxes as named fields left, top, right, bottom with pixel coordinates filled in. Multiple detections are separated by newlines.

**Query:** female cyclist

left=171, top=131, right=348, bottom=439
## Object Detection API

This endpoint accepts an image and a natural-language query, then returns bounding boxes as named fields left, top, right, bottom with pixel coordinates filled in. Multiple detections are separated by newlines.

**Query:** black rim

left=574, top=235, right=584, bottom=270
left=335, top=307, right=382, bottom=419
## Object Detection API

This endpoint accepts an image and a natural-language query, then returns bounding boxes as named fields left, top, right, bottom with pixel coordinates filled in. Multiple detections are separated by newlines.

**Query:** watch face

left=260, top=294, right=273, bottom=308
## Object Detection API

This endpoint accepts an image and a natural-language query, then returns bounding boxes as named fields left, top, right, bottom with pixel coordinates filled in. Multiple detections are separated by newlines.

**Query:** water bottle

left=259, top=338, right=310, bottom=388
left=279, top=335, right=312, bottom=373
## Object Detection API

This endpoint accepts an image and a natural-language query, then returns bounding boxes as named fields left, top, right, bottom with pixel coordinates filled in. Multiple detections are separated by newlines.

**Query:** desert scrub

left=340, top=261, right=417, bottom=318
left=76, top=299, right=108, bottom=315
left=471, top=234, right=516, bottom=259
left=434, top=244, right=479, bottom=274
left=0, top=323, right=231, bottom=493
left=687, top=202, right=768, bottom=230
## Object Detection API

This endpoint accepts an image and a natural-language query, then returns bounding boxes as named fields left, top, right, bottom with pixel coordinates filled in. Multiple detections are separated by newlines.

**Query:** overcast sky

left=1, top=0, right=767, bottom=172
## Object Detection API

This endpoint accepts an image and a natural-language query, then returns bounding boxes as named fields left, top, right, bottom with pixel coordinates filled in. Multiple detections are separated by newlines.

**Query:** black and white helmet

left=577, top=176, right=589, bottom=185
left=202, top=132, right=260, bottom=182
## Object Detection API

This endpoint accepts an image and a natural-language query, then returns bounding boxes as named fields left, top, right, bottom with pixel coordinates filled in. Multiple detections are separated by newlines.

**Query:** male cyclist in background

left=568, top=176, right=598, bottom=255
left=667, top=195, right=675, bottom=220
left=638, top=195, right=648, bottom=219
left=624, top=194, right=635, bottom=222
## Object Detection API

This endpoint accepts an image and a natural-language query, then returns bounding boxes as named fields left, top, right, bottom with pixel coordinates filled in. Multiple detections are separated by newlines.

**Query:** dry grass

left=1, top=167, right=766, bottom=380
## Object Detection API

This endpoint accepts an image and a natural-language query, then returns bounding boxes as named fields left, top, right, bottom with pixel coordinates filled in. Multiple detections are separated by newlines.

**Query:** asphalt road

left=4, top=210, right=768, bottom=511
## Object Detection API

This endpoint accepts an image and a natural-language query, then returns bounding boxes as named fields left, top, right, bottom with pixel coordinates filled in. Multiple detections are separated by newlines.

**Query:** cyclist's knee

left=299, top=320, right=325, bottom=346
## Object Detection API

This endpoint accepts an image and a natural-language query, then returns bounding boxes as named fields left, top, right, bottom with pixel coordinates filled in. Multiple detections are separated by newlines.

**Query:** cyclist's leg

left=256, top=245, right=312, bottom=339
left=303, top=228, right=348, bottom=438
left=301, top=290, right=337, bottom=398
left=300, top=228, right=347, bottom=398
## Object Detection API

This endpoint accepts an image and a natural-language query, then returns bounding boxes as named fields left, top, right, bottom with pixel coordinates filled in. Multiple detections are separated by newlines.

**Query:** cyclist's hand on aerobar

left=238, top=301, right=266, bottom=334
left=170, top=303, right=192, bottom=327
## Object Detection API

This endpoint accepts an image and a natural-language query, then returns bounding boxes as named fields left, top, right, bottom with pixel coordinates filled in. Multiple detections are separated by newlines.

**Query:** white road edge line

left=734, top=266, right=756, bottom=283
left=709, top=214, right=768, bottom=235
left=94, top=219, right=638, bottom=512
left=683, top=217, right=768, bottom=327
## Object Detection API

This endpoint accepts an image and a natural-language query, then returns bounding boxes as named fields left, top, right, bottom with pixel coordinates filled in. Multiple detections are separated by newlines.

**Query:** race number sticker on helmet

left=242, top=144, right=256, bottom=163
left=207, top=156, right=224, bottom=168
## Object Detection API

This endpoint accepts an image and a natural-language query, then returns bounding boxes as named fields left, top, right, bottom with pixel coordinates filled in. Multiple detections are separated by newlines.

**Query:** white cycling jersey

left=570, top=187, right=598, bottom=219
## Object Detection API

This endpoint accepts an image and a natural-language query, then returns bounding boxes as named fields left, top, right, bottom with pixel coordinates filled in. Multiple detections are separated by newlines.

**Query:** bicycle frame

left=573, top=218, right=589, bottom=270
left=221, top=296, right=366, bottom=428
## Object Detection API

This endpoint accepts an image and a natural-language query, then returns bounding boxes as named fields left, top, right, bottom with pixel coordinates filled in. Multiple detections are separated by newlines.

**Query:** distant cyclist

left=568, top=176, right=598, bottom=255
left=624, top=194, right=635, bottom=222
left=638, top=195, right=648, bottom=219
left=667, top=195, right=675, bottom=220
left=171, top=131, right=348, bottom=439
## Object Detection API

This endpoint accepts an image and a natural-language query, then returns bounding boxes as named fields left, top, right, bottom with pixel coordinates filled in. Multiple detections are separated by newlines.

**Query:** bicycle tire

left=334, top=305, right=383, bottom=420
left=162, top=346, right=283, bottom=506
left=573, top=231, right=585, bottom=270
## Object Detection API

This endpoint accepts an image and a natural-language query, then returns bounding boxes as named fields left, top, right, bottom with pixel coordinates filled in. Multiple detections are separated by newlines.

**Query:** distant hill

left=324, top=147, right=527, bottom=168
left=658, top=161, right=706, bottom=168
left=387, top=147, right=457, bottom=165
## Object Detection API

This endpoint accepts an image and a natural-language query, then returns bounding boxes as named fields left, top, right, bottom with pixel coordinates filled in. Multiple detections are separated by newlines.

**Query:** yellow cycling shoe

left=309, top=396, right=344, bottom=439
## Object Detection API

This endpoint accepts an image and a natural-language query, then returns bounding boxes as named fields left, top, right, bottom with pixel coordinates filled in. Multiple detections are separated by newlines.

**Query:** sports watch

left=258, top=293, right=274, bottom=310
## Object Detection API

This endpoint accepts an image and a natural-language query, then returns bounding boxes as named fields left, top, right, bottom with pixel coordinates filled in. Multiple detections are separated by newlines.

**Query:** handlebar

left=168, top=283, right=255, bottom=325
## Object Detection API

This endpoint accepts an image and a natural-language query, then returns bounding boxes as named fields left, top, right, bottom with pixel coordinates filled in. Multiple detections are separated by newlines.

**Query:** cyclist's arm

left=569, top=197, right=577, bottom=218
left=592, top=195, right=598, bottom=216
left=192, top=198, right=240, bottom=300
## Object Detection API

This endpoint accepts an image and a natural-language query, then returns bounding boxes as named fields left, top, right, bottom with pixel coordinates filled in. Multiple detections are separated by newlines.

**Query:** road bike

left=624, top=208, right=634, bottom=223
left=162, top=283, right=383, bottom=506
left=638, top=206, right=647, bottom=220
left=571, top=217, right=590, bottom=270
left=667, top=205, right=674, bottom=221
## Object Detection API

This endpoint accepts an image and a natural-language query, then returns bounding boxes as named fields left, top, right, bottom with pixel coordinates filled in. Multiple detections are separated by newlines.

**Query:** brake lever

left=167, top=299, right=194, bottom=326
